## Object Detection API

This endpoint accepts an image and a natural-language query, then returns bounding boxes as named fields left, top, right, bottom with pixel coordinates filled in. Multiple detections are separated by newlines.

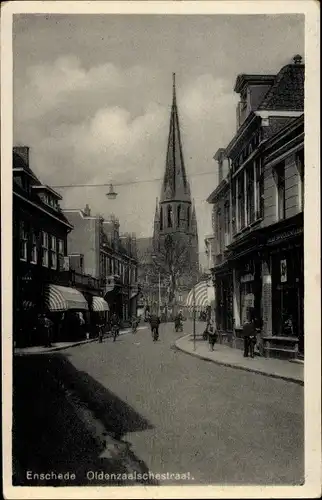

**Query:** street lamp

left=106, top=183, right=118, bottom=200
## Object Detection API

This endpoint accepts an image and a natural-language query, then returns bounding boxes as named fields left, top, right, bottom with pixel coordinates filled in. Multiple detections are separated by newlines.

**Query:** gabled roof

left=160, top=74, right=191, bottom=203
left=258, top=62, right=304, bottom=111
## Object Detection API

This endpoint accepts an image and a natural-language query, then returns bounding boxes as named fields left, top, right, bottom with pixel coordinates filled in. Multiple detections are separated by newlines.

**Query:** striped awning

left=92, top=296, right=109, bottom=312
left=185, top=280, right=215, bottom=309
left=44, top=284, right=88, bottom=312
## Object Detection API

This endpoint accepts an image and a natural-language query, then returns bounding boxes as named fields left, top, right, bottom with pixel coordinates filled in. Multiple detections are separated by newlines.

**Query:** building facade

left=207, top=55, right=304, bottom=358
left=13, top=146, right=74, bottom=345
left=63, top=206, right=139, bottom=323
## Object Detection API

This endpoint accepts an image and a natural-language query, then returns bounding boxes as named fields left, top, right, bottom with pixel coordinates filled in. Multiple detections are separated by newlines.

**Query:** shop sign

left=280, top=259, right=287, bottom=282
left=267, top=227, right=302, bottom=245
left=240, top=273, right=254, bottom=283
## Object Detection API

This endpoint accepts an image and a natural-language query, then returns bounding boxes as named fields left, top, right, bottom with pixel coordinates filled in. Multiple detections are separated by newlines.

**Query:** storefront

left=238, top=256, right=262, bottom=327
left=214, top=270, right=233, bottom=333
left=269, top=227, right=303, bottom=353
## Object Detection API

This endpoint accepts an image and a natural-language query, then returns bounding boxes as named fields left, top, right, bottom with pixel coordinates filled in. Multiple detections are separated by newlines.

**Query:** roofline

left=234, top=74, right=276, bottom=93
left=13, top=167, right=40, bottom=183
left=264, top=113, right=304, bottom=149
left=14, top=191, right=74, bottom=229
left=213, top=148, right=226, bottom=161
left=224, top=111, right=259, bottom=158
left=62, top=208, right=99, bottom=220
left=31, top=184, right=63, bottom=200
left=206, top=177, right=229, bottom=204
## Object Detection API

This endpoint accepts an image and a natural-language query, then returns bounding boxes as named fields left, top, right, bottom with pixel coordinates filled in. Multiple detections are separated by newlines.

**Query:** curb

left=14, top=326, right=148, bottom=356
left=175, top=335, right=304, bottom=386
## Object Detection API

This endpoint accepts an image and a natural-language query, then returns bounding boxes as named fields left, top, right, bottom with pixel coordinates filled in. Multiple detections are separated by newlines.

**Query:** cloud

left=14, top=56, right=238, bottom=243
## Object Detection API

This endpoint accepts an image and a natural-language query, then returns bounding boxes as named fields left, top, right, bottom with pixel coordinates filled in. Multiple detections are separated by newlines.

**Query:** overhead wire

left=51, top=169, right=216, bottom=189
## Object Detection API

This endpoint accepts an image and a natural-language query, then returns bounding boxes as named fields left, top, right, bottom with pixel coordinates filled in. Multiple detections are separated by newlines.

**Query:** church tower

left=153, top=74, right=199, bottom=283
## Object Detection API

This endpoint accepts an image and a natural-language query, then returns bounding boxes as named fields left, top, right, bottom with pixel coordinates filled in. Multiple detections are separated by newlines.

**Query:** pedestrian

left=243, top=307, right=257, bottom=358
left=38, top=312, right=53, bottom=347
left=207, top=319, right=217, bottom=351
left=149, top=313, right=160, bottom=340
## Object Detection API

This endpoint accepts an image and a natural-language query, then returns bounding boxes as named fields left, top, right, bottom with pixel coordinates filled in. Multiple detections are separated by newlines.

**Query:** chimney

left=83, top=204, right=91, bottom=216
left=13, top=146, right=29, bottom=167
left=293, top=54, right=303, bottom=65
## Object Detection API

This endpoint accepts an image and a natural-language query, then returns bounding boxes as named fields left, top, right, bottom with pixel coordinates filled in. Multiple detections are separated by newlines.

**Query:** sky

left=13, top=14, right=304, bottom=267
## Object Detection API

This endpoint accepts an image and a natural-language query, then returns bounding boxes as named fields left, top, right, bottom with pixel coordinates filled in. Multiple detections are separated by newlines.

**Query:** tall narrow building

left=153, top=74, right=199, bottom=288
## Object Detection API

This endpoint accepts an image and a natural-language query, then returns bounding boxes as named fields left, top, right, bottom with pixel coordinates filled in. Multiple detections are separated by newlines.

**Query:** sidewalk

left=175, top=334, right=304, bottom=385
left=14, top=326, right=148, bottom=356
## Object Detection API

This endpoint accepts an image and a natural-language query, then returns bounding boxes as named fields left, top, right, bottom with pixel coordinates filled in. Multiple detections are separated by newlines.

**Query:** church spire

left=160, top=74, right=191, bottom=203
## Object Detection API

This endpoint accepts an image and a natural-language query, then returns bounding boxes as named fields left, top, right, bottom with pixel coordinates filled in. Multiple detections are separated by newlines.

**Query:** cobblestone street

left=13, top=322, right=304, bottom=486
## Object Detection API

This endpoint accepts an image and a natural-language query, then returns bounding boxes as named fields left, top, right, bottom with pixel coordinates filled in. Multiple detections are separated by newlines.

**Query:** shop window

left=19, top=221, right=28, bottom=261
left=41, top=231, right=49, bottom=267
left=50, top=235, right=57, bottom=270
left=297, top=149, right=304, bottom=211
left=240, top=281, right=255, bottom=326
left=246, top=165, right=255, bottom=225
left=274, top=161, right=286, bottom=220
left=30, top=231, right=38, bottom=264
left=167, top=205, right=173, bottom=228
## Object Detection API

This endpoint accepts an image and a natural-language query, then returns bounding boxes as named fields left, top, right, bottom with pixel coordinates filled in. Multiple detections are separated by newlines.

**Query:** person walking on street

left=243, top=307, right=257, bottom=358
left=110, top=312, right=120, bottom=342
left=207, top=318, right=217, bottom=351
left=38, top=312, right=53, bottom=347
left=149, top=313, right=160, bottom=341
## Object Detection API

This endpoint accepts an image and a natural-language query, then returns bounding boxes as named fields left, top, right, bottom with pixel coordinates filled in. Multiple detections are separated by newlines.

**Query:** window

left=167, top=205, right=173, bottom=228
left=275, top=162, right=286, bottom=220
left=50, top=235, right=57, bottom=269
left=57, top=239, right=64, bottom=270
left=246, top=165, right=255, bottom=225
left=187, top=206, right=191, bottom=229
left=255, top=159, right=264, bottom=219
left=80, top=255, right=84, bottom=272
left=160, top=207, right=163, bottom=230
left=224, top=201, right=230, bottom=246
left=216, top=209, right=222, bottom=254
left=177, top=205, right=181, bottom=228
left=297, top=150, right=304, bottom=211
left=42, top=231, right=49, bottom=267
left=30, top=231, right=38, bottom=264
left=231, top=180, right=237, bottom=235
left=20, top=221, right=28, bottom=261
left=237, top=174, right=245, bottom=231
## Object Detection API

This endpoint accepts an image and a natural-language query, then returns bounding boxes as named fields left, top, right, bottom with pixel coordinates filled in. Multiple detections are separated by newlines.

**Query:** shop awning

left=44, top=284, right=88, bottom=312
left=92, top=296, right=109, bottom=312
left=185, top=280, right=215, bottom=309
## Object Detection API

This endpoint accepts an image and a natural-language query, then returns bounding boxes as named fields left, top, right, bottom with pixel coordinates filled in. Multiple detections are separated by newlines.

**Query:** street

left=13, top=322, right=304, bottom=486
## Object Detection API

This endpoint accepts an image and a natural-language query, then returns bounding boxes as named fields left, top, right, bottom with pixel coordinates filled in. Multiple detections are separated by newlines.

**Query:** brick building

left=63, top=206, right=139, bottom=323
left=207, top=55, right=304, bottom=358
left=13, top=146, right=82, bottom=346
